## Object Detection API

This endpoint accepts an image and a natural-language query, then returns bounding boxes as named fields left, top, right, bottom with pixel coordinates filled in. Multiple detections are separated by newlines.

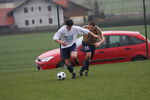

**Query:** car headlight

left=40, top=56, right=54, bottom=62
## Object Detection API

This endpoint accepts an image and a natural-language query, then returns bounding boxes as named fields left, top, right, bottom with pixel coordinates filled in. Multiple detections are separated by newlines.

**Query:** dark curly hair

left=89, top=21, right=96, bottom=26
left=65, top=19, right=74, bottom=26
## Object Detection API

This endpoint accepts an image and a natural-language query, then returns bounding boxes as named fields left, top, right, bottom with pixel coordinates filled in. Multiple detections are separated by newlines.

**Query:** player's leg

left=71, top=51, right=80, bottom=66
left=62, top=47, right=76, bottom=79
left=71, top=43, right=80, bottom=66
left=70, top=43, right=79, bottom=78
left=84, top=46, right=96, bottom=76
left=84, top=52, right=91, bottom=76
left=64, top=59, right=73, bottom=72
left=79, top=52, right=91, bottom=76
left=79, top=42, right=90, bottom=76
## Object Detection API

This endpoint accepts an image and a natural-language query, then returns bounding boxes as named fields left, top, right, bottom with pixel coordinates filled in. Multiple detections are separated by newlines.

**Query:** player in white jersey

left=53, top=19, right=99, bottom=79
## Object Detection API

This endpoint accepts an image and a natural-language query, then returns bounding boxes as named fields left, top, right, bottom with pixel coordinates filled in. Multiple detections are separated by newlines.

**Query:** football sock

left=73, top=59, right=80, bottom=66
left=85, top=70, right=89, bottom=76
left=80, top=66, right=85, bottom=72
left=67, top=65, right=74, bottom=73
left=72, top=72, right=76, bottom=79
left=84, top=60, right=89, bottom=70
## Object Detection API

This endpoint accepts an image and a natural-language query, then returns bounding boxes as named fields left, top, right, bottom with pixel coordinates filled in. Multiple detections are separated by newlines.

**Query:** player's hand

left=94, top=35, right=100, bottom=39
left=94, top=42, right=101, bottom=47
left=61, top=41, right=67, bottom=46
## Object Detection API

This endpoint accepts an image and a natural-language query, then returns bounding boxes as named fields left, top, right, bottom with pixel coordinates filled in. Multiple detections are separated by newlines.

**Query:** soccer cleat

left=79, top=71, right=83, bottom=76
left=72, top=72, right=77, bottom=79
left=84, top=71, right=88, bottom=76
left=36, top=66, right=41, bottom=70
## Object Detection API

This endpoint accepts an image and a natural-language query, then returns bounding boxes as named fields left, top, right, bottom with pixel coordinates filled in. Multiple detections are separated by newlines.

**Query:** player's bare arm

left=54, top=39, right=67, bottom=46
left=88, top=31, right=99, bottom=39
left=94, top=26, right=105, bottom=47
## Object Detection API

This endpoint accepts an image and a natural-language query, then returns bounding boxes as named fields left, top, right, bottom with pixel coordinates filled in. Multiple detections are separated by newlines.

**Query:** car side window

left=110, top=35, right=137, bottom=46
left=119, top=36, right=130, bottom=46
left=96, top=35, right=121, bottom=49
left=96, top=35, right=145, bottom=50
left=117, top=35, right=144, bottom=46
left=109, top=36, right=120, bottom=48
left=129, top=36, right=145, bottom=45
left=122, top=36, right=144, bottom=46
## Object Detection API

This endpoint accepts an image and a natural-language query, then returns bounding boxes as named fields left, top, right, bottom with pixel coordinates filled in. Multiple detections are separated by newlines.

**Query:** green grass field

left=0, top=25, right=150, bottom=100
left=0, top=61, right=150, bottom=100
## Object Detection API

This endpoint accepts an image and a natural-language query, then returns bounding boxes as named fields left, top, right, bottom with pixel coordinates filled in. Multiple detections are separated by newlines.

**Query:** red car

left=35, top=31, right=150, bottom=70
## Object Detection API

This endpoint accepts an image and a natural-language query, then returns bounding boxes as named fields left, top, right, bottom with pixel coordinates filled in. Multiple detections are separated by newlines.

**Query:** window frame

left=49, top=18, right=52, bottom=24
left=32, top=19, right=35, bottom=24
left=39, top=19, right=42, bottom=24
left=24, top=7, right=28, bottom=13
left=48, top=5, right=51, bottom=11
left=39, top=6, right=41, bottom=11
left=25, top=20, right=29, bottom=26
left=31, top=7, right=34, bottom=12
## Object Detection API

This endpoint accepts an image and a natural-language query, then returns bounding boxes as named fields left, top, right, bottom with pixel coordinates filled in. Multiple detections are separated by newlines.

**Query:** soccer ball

left=57, top=72, right=66, bottom=80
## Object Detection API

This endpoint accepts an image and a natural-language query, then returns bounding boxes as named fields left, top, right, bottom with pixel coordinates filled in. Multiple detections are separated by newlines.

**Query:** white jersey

left=53, top=25, right=90, bottom=48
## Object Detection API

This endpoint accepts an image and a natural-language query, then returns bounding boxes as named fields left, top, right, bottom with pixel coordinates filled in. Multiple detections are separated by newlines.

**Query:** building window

left=39, top=19, right=42, bottom=24
left=25, top=20, right=29, bottom=26
left=24, top=7, right=28, bottom=13
left=32, top=20, right=35, bottom=24
left=39, top=6, right=41, bottom=11
left=49, top=18, right=52, bottom=24
left=31, top=7, right=33, bottom=12
left=48, top=5, right=51, bottom=11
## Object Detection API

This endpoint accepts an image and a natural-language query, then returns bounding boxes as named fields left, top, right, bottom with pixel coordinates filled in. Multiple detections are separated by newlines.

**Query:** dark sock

left=80, top=66, right=85, bottom=72
left=67, top=65, right=74, bottom=73
left=84, top=60, right=89, bottom=70
left=85, top=70, right=89, bottom=76
left=73, top=59, right=80, bottom=66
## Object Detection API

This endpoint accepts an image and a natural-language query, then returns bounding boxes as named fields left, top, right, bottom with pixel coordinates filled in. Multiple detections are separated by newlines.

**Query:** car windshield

left=76, top=36, right=83, bottom=47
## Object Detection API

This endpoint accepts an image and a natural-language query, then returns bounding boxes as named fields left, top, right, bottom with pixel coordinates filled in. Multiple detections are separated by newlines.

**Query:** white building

left=11, top=0, right=64, bottom=30
left=0, top=2, right=14, bottom=9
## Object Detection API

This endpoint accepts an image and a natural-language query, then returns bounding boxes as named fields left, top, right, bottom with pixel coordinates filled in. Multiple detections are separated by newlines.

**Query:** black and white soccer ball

left=57, top=72, right=66, bottom=80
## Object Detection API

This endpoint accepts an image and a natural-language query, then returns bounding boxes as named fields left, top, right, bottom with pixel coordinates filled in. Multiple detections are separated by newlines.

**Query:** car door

left=92, top=35, right=128, bottom=64
left=118, top=35, right=146, bottom=61
left=91, top=39, right=110, bottom=64
left=77, top=36, right=110, bottom=65
left=117, top=35, right=135, bottom=61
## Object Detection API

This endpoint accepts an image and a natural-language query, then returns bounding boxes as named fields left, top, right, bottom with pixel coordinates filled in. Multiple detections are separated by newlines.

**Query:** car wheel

left=56, top=60, right=65, bottom=68
left=132, top=55, right=147, bottom=61
left=36, top=66, right=42, bottom=70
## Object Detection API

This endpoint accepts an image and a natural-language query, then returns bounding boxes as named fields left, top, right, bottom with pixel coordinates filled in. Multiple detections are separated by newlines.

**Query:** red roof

left=52, top=0, right=68, bottom=8
left=0, top=8, right=14, bottom=26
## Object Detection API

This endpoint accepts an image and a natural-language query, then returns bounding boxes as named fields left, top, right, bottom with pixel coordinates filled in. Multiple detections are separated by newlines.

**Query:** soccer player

left=79, top=21, right=105, bottom=76
left=53, top=19, right=99, bottom=79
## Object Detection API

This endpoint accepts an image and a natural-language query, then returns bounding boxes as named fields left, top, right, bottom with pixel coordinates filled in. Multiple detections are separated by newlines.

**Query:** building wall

left=0, top=3, right=14, bottom=8
left=13, top=0, right=64, bottom=28
left=64, top=2, right=88, bottom=18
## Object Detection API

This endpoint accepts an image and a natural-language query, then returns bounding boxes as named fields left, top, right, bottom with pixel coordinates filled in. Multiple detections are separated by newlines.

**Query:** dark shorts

left=61, top=43, right=77, bottom=59
left=81, top=42, right=96, bottom=59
